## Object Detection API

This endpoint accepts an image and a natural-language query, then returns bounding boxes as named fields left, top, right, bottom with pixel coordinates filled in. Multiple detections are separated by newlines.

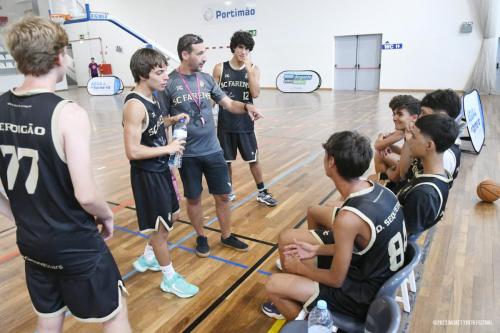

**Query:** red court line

left=111, top=199, right=135, bottom=213
left=0, top=249, right=20, bottom=265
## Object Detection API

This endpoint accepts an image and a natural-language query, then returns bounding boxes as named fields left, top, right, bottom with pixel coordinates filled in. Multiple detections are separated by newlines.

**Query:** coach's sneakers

left=261, top=301, right=285, bottom=320
left=257, top=191, right=278, bottom=207
left=228, top=192, right=236, bottom=202
left=133, top=255, right=161, bottom=272
left=221, top=234, right=249, bottom=252
left=195, top=235, right=210, bottom=257
left=160, top=273, right=199, bottom=298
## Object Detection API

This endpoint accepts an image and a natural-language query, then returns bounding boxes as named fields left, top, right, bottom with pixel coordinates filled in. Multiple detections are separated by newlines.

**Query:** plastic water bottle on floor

left=308, top=300, right=333, bottom=333
left=168, top=119, right=187, bottom=168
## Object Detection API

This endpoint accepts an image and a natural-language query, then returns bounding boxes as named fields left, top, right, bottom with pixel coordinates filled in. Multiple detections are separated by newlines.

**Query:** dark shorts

left=179, top=151, right=231, bottom=199
left=310, top=229, right=335, bottom=270
left=25, top=246, right=125, bottom=322
left=306, top=229, right=369, bottom=321
left=130, top=167, right=179, bottom=232
left=217, top=130, right=258, bottom=162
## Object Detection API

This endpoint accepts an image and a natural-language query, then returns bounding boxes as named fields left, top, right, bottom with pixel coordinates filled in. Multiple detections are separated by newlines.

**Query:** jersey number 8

left=388, top=229, right=407, bottom=272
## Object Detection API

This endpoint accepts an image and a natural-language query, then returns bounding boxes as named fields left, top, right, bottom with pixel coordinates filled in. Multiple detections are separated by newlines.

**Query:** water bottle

left=168, top=119, right=187, bottom=168
left=308, top=300, right=333, bottom=333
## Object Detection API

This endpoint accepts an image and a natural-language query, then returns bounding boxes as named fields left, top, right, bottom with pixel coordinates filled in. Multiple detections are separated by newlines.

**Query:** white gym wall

left=62, top=0, right=492, bottom=90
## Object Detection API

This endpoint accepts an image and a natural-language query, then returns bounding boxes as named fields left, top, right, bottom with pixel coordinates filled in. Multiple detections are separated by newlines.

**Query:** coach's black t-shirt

left=217, top=61, right=254, bottom=133
left=125, top=92, right=169, bottom=172
left=397, top=173, right=452, bottom=235
left=0, top=90, right=103, bottom=276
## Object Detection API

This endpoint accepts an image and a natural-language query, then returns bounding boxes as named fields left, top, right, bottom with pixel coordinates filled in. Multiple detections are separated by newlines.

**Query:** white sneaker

left=228, top=192, right=236, bottom=202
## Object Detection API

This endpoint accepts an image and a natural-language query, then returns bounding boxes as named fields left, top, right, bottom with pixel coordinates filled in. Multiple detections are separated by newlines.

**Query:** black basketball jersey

left=404, top=144, right=461, bottom=186
left=0, top=90, right=102, bottom=274
left=125, top=92, right=169, bottom=172
left=397, top=173, right=451, bottom=235
left=217, top=61, right=254, bottom=132
left=337, top=182, right=407, bottom=305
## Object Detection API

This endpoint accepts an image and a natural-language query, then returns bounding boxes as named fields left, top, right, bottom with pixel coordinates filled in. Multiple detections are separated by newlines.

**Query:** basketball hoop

left=50, top=14, right=71, bottom=26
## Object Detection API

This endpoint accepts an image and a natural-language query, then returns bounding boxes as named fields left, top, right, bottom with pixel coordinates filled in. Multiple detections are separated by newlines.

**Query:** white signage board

left=276, top=70, right=321, bottom=93
left=462, top=89, right=485, bottom=153
left=87, top=76, right=124, bottom=96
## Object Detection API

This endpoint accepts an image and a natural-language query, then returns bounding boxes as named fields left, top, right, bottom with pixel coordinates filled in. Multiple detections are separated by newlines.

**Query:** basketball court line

left=175, top=219, right=277, bottom=247
left=182, top=188, right=338, bottom=332
left=267, top=319, right=287, bottom=333
left=113, top=224, right=273, bottom=277
left=168, top=148, right=327, bottom=251
left=107, top=201, right=276, bottom=247
left=0, top=248, right=20, bottom=265
left=110, top=199, right=135, bottom=213
left=0, top=225, right=15, bottom=236
left=183, top=245, right=278, bottom=333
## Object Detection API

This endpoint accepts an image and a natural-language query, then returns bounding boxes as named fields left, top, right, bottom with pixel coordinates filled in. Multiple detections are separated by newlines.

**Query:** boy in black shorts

left=0, top=17, right=131, bottom=332
left=123, top=48, right=198, bottom=297
left=213, top=31, right=277, bottom=206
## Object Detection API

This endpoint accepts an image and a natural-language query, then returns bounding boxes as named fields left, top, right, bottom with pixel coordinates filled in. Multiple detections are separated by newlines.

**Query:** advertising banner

left=276, top=70, right=321, bottom=93
left=87, top=76, right=124, bottom=96
left=462, top=89, right=485, bottom=153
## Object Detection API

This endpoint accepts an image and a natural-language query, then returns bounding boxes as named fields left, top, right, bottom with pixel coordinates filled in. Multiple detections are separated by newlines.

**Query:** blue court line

left=115, top=225, right=148, bottom=239
left=168, top=148, right=326, bottom=251
left=257, top=270, right=272, bottom=276
left=175, top=244, right=249, bottom=270
left=113, top=224, right=267, bottom=276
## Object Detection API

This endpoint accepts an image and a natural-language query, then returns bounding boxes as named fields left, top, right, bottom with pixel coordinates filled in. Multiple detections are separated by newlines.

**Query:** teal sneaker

left=133, top=255, right=161, bottom=272
left=160, top=273, right=199, bottom=298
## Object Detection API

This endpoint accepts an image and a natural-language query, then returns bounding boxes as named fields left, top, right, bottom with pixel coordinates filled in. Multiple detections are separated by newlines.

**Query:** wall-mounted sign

left=87, top=76, right=124, bottom=96
left=382, top=41, right=403, bottom=50
left=276, top=70, right=321, bottom=93
left=462, top=89, right=485, bottom=153
left=203, top=0, right=256, bottom=24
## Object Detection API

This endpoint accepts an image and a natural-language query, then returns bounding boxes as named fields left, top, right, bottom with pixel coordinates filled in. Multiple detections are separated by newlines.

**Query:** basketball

left=476, top=180, right=500, bottom=203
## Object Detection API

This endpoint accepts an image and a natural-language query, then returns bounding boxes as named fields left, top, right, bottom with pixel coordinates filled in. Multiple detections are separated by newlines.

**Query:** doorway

left=334, top=34, right=382, bottom=91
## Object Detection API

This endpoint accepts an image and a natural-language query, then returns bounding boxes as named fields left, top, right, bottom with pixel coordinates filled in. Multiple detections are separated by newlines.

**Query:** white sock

left=143, top=244, right=155, bottom=261
left=161, top=263, right=175, bottom=280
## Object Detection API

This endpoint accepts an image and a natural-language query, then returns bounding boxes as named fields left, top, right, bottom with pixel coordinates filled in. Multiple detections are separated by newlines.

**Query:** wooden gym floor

left=0, top=88, right=498, bottom=332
